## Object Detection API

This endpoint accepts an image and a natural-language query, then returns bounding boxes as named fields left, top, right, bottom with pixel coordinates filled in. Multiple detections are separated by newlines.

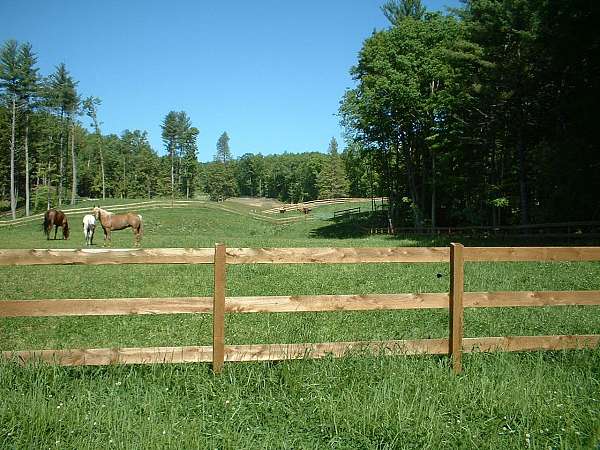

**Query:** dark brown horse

left=43, top=209, right=70, bottom=240
left=92, top=206, right=143, bottom=246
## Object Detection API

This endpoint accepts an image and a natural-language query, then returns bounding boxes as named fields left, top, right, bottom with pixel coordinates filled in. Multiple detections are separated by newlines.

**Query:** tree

left=46, top=63, right=78, bottom=206
left=0, top=40, right=20, bottom=218
left=215, top=132, right=232, bottom=164
left=316, top=137, right=349, bottom=199
left=381, top=0, right=426, bottom=23
left=205, top=132, right=237, bottom=201
left=17, top=43, right=39, bottom=215
left=82, top=96, right=106, bottom=199
left=340, top=11, right=462, bottom=227
left=161, top=111, right=179, bottom=203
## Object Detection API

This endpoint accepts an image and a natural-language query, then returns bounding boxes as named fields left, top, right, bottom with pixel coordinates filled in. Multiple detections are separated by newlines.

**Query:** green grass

left=1, top=199, right=599, bottom=449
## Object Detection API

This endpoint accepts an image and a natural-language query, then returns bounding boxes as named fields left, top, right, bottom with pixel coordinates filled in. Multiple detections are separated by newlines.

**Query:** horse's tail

left=43, top=211, right=50, bottom=238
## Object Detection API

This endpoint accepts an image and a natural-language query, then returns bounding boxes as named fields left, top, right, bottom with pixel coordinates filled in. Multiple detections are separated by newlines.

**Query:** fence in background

left=1, top=245, right=599, bottom=373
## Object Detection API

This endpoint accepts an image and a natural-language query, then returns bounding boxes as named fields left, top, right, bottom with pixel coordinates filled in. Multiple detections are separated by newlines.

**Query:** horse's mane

left=94, top=207, right=112, bottom=217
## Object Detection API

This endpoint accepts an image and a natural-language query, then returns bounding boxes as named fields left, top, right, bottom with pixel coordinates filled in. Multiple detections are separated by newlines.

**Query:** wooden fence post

left=212, top=243, right=226, bottom=373
left=449, top=243, right=464, bottom=374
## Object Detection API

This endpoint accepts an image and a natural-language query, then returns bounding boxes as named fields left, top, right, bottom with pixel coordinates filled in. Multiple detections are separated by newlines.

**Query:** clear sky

left=1, top=0, right=459, bottom=161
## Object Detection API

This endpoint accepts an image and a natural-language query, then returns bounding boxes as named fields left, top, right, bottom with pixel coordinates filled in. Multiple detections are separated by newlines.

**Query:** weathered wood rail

left=333, top=207, right=361, bottom=219
left=1, top=245, right=600, bottom=373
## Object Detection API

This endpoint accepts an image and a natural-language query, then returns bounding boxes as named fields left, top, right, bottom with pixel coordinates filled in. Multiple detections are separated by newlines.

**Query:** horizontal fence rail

left=4, top=336, right=599, bottom=367
left=1, top=244, right=599, bottom=373
left=4, top=291, right=600, bottom=318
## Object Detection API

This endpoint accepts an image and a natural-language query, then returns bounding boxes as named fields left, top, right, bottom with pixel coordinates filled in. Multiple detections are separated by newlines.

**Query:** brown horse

left=43, top=209, right=70, bottom=240
left=92, top=206, right=143, bottom=246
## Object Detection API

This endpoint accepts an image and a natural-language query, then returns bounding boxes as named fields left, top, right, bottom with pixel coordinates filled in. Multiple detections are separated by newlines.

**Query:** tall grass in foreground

left=1, top=350, right=599, bottom=449
left=1, top=202, right=599, bottom=448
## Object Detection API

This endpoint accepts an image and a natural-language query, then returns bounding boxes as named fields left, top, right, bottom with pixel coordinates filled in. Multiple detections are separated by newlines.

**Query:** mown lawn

left=1, top=200, right=599, bottom=449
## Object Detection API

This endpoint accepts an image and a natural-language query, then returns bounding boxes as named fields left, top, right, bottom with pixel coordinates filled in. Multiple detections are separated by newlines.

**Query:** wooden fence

left=333, top=207, right=361, bottom=219
left=369, top=221, right=600, bottom=239
left=1, top=245, right=600, bottom=373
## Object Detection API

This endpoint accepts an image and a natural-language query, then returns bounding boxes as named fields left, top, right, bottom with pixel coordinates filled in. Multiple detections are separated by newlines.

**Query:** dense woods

left=1, top=0, right=598, bottom=226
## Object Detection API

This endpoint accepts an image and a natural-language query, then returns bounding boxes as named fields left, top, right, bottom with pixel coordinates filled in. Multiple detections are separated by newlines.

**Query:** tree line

left=340, top=0, right=600, bottom=227
left=0, top=38, right=351, bottom=217
left=2, top=0, right=598, bottom=227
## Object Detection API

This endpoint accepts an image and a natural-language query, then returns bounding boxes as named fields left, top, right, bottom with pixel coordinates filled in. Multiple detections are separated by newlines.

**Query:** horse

left=83, top=214, right=96, bottom=246
left=92, top=206, right=143, bottom=246
left=43, top=209, right=70, bottom=240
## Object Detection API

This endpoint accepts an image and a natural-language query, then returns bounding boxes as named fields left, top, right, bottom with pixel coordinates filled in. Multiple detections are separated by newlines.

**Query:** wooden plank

left=1, top=346, right=213, bottom=366
left=0, top=297, right=213, bottom=317
left=3, top=335, right=597, bottom=366
left=4, top=290, right=597, bottom=318
left=225, top=293, right=449, bottom=313
left=464, top=247, right=600, bottom=262
left=464, top=335, right=600, bottom=352
left=212, top=243, right=226, bottom=373
left=226, top=247, right=449, bottom=264
left=449, top=243, right=464, bottom=374
left=0, top=248, right=215, bottom=266
left=464, top=290, right=600, bottom=308
left=224, top=339, right=449, bottom=361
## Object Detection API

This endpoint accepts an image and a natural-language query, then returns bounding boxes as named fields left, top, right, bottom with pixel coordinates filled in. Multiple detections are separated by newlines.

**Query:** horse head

left=62, top=219, right=70, bottom=239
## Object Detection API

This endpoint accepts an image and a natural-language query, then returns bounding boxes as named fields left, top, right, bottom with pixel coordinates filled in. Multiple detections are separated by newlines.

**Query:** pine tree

left=0, top=40, right=20, bottom=218
left=215, top=132, right=232, bottom=164
left=17, top=43, right=39, bottom=215
left=316, top=137, right=350, bottom=199
left=46, top=63, right=78, bottom=206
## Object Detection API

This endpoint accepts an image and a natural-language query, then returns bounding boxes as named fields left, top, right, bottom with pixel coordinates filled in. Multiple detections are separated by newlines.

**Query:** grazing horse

left=83, top=214, right=96, bottom=246
left=43, top=209, right=70, bottom=240
left=92, top=206, right=143, bottom=246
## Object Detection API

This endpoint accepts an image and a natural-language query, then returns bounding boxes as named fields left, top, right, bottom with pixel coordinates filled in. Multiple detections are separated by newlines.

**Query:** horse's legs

left=54, top=225, right=58, bottom=240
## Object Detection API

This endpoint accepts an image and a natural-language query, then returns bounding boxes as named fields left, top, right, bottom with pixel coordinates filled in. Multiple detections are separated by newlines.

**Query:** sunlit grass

left=1, top=199, right=599, bottom=448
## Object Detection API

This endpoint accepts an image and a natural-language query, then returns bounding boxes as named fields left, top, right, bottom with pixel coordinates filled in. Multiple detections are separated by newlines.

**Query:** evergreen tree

left=206, top=132, right=237, bottom=201
left=0, top=40, right=20, bottom=218
left=46, top=63, right=78, bottom=206
left=82, top=96, right=106, bottom=199
left=161, top=111, right=179, bottom=202
left=17, top=43, right=39, bottom=215
left=215, top=132, right=232, bottom=164
left=316, top=137, right=350, bottom=199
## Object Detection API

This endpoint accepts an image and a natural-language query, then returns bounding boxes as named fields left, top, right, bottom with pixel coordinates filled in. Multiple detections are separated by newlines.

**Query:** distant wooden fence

left=369, top=221, right=600, bottom=239
left=1, top=245, right=600, bottom=373
left=333, top=207, right=361, bottom=219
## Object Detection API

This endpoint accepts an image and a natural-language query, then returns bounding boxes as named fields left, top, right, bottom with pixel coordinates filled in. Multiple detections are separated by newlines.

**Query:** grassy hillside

left=1, top=199, right=599, bottom=449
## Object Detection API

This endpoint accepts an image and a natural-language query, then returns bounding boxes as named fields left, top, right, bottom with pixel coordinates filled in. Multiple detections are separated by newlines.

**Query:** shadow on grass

left=309, top=214, right=600, bottom=247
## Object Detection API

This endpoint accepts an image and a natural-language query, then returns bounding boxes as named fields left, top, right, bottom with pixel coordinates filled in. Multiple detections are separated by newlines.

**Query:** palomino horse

left=92, top=207, right=143, bottom=246
left=82, top=214, right=96, bottom=246
left=43, top=209, right=70, bottom=240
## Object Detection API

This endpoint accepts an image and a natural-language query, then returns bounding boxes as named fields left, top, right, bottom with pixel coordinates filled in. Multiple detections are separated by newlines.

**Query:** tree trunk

left=25, top=117, right=30, bottom=216
left=10, top=96, right=16, bottom=219
left=431, top=150, right=436, bottom=230
left=517, top=128, right=529, bottom=225
left=171, top=146, right=175, bottom=207
left=47, top=136, right=53, bottom=210
left=70, top=120, right=77, bottom=205
left=58, top=110, right=65, bottom=207
left=400, top=133, right=423, bottom=229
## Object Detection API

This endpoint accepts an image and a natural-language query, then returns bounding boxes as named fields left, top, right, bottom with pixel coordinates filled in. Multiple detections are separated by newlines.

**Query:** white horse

left=83, top=214, right=96, bottom=246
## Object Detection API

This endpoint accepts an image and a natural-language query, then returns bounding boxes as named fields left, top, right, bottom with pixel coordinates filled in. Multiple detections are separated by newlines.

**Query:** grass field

left=1, top=199, right=599, bottom=449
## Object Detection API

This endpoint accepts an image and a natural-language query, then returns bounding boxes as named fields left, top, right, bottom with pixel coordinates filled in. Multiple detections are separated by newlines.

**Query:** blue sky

left=1, top=0, right=459, bottom=161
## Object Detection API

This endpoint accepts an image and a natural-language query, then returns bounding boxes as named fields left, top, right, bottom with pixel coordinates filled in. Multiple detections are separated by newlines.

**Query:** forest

left=1, top=0, right=598, bottom=227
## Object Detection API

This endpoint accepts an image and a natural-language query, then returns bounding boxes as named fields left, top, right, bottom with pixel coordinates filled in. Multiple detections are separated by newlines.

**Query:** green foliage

left=215, top=131, right=232, bottom=164
left=316, top=137, right=350, bottom=199
left=341, top=1, right=600, bottom=227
